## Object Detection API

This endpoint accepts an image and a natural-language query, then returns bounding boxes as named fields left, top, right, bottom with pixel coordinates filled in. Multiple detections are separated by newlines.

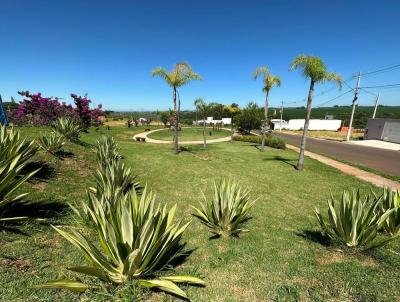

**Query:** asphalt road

left=272, top=132, right=400, bottom=177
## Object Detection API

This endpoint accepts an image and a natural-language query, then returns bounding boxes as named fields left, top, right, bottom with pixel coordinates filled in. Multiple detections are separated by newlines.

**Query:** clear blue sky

left=1, top=0, right=399, bottom=111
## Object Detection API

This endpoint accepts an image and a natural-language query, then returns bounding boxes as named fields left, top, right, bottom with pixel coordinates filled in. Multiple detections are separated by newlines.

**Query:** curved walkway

left=133, top=127, right=232, bottom=145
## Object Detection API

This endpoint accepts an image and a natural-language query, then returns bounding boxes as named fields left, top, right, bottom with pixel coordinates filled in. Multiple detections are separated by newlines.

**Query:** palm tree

left=194, top=98, right=209, bottom=149
left=290, top=55, right=342, bottom=171
left=253, top=67, right=281, bottom=151
left=152, top=62, right=201, bottom=154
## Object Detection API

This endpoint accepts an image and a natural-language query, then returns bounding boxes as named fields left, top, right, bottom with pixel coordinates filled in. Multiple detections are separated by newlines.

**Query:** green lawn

left=1, top=125, right=400, bottom=301
left=147, top=127, right=231, bottom=141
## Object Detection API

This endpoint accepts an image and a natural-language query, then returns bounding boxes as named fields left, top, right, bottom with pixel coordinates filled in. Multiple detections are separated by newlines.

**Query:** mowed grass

left=1, top=125, right=399, bottom=301
left=147, top=126, right=231, bottom=141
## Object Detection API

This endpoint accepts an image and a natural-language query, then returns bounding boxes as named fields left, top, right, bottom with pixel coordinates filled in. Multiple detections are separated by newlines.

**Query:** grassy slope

left=147, top=127, right=231, bottom=141
left=1, top=125, right=399, bottom=302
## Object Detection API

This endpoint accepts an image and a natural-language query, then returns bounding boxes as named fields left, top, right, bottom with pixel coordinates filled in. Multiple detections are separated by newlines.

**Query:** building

left=364, top=118, right=400, bottom=143
left=196, top=117, right=232, bottom=125
left=271, top=119, right=342, bottom=131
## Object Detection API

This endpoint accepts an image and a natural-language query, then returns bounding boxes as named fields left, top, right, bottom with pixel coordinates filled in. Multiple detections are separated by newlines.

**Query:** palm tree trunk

left=296, top=81, right=314, bottom=170
left=230, top=121, right=234, bottom=143
left=203, top=115, right=207, bottom=149
left=173, top=86, right=179, bottom=154
left=260, top=91, right=269, bottom=151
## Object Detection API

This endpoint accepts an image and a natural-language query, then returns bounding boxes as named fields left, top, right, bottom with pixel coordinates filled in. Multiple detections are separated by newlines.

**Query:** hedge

left=234, top=134, right=286, bottom=150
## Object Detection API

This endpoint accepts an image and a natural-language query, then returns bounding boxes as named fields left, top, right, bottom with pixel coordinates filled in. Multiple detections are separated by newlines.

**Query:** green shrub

left=379, top=188, right=400, bottom=236
left=192, top=179, right=256, bottom=237
left=52, top=117, right=81, bottom=142
left=37, top=188, right=204, bottom=299
left=314, top=190, right=395, bottom=250
left=234, top=135, right=286, bottom=149
left=0, top=124, right=39, bottom=222
left=37, top=131, right=65, bottom=154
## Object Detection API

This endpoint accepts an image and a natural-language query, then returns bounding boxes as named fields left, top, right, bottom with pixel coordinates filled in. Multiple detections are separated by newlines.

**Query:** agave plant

left=379, top=188, right=400, bottom=236
left=52, top=117, right=81, bottom=142
left=37, top=131, right=65, bottom=155
left=37, top=188, right=204, bottom=299
left=95, top=135, right=122, bottom=168
left=0, top=124, right=38, bottom=166
left=89, top=160, right=142, bottom=205
left=191, top=179, right=256, bottom=237
left=314, top=190, right=395, bottom=250
left=0, top=155, right=39, bottom=222
left=0, top=125, right=39, bottom=222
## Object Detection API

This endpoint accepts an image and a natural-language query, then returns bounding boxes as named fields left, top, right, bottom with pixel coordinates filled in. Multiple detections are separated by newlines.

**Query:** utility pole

left=372, top=93, right=380, bottom=119
left=280, top=100, right=283, bottom=132
left=346, top=72, right=361, bottom=142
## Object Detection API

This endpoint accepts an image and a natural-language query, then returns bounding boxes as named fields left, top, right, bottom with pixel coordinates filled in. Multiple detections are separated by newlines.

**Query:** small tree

left=160, top=112, right=169, bottom=127
left=290, top=55, right=342, bottom=170
left=151, top=63, right=201, bottom=154
left=194, top=98, right=210, bottom=149
left=253, top=67, right=281, bottom=151
left=233, top=102, right=263, bottom=132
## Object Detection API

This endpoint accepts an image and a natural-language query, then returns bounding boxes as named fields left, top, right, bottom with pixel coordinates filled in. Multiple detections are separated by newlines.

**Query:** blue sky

left=1, top=0, right=399, bottom=111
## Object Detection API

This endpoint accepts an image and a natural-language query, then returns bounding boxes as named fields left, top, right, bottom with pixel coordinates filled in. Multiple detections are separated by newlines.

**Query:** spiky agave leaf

left=40, top=188, right=202, bottom=299
left=379, top=187, right=400, bottom=236
left=314, top=189, right=395, bottom=250
left=192, top=179, right=256, bottom=237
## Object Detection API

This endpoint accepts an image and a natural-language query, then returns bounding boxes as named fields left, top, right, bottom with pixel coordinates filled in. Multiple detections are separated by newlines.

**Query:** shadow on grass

left=295, top=230, right=331, bottom=247
left=54, top=150, right=74, bottom=159
left=168, top=244, right=197, bottom=268
left=74, top=139, right=94, bottom=148
left=263, top=155, right=297, bottom=168
left=21, top=161, right=57, bottom=182
left=1, top=199, right=70, bottom=225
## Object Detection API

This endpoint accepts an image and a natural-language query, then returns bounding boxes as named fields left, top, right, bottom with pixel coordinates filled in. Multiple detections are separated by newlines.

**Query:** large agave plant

left=37, top=131, right=65, bottom=155
left=0, top=124, right=38, bottom=166
left=95, top=135, right=122, bottom=168
left=0, top=125, right=39, bottom=222
left=314, top=190, right=395, bottom=250
left=52, top=117, right=81, bottom=142
left=379, top=188, right=400, bottom=236
left=191, top=179, right=256, bottom=237
left=37, top=188, right=204, bottom=299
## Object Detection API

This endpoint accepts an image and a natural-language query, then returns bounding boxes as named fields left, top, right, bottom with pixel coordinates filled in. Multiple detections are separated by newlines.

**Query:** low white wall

left=273, top=119, right=342, bottom=131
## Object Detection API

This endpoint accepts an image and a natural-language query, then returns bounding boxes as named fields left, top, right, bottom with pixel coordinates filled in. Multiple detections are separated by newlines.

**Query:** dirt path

left=133, top=128, right=232, bottom=145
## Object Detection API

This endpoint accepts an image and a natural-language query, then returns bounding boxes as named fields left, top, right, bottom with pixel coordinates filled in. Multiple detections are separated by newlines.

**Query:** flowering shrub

left=11, top=91, right=104, bottom=127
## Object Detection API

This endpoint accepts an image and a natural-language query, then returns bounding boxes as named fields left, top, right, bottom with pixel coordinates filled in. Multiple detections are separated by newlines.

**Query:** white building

left=272, top=119, right=342, bottom=131
left=196, top=117, right=232, bottom=125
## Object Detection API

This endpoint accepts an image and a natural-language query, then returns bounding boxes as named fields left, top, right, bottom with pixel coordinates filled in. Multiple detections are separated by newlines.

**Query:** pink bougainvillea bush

left=11, top=91, right=104, bottom=127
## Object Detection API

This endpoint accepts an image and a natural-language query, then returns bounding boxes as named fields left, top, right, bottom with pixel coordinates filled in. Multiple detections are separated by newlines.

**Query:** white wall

left=273, top=119, right=342, bottom=131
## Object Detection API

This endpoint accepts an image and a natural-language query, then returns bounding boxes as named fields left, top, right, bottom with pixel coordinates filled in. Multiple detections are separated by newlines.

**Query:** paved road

left=272, top=132, right=400, bottom=177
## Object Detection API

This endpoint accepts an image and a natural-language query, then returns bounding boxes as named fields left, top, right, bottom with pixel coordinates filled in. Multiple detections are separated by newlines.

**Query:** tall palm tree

left=253, top=67, right=281, bottom=151
left=152, top=62, right=201, bottom=154
left=290, top=55, right=342, bottom=171
left=194, top=98, right=209, bottom=149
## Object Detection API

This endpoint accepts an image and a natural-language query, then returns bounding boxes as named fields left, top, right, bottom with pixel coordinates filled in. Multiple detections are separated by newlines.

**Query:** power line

left=361, top=83, right=400, bottom=89
left=362, top=63, right=400, bottom=77
left=315, top=89, right=353, bottom=107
